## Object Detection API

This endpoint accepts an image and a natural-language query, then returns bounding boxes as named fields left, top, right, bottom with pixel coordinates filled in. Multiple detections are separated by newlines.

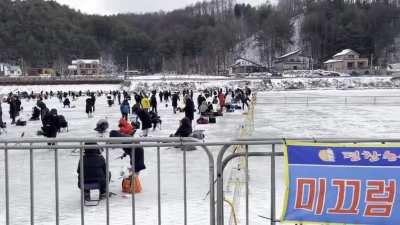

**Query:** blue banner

left=281, top=141, right=400, bottom=225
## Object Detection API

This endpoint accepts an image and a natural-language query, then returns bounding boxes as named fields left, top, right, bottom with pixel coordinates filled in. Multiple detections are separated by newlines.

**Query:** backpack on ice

left=208, top=117, right=216, bottom=124
left=196, top=117, right=209, bottom=124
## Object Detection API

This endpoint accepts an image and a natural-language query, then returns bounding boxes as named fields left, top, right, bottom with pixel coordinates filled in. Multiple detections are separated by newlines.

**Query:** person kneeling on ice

left=63, top=98, right=71, bottom=108
left=171, top=117, right=192, bottom=137
left=30, top=106, right=41, bottom=121
left=77, top=143, right=111, bottom=200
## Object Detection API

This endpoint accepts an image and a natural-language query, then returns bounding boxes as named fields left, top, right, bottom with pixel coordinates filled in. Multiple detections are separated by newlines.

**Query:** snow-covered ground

left=1, top=83, right=400, bottom=225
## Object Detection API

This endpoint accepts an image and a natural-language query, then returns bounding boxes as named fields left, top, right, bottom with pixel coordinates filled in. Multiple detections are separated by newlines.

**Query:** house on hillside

left=229, top=57, right=267, bottom=75
left=323, top=49, right=369, bottom=74
left=68, top=59, right=100, bottom=76
left=274, top=50, right=311, bottom=71
left=0, top=63, right=22, bottom=76
left=388, top=63, right=400, bottom=75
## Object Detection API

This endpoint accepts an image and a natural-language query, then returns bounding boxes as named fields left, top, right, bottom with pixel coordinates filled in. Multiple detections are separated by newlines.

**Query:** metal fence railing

left=1, top=137, right=214, bottom=225
left=2, top=137, right=400, bottom=225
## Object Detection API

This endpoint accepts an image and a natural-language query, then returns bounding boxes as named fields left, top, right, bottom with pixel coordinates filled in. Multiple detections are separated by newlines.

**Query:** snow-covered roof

left=231, top=57, right=264, bottom=68
left=324, top=59, right=343, bottom=64
left=9, top=66, right=21, bottom=70
left=333, top=49, right=358, bottom=58
left=388, top=63, right=400, bottom=72
left=276, top=49, right=301, bottom=59
left=72, top=59, right=100, bottom=65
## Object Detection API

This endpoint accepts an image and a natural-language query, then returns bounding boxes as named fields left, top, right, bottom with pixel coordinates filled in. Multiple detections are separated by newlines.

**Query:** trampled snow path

left=2, top=87, right=400, bottom=225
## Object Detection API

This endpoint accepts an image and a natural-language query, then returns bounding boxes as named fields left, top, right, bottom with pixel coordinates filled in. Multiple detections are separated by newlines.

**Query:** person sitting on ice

left=199, top=101, right=209, bottom=116
left=40, top=109, right=60, bottom=144
left=119, top=118, right=135, bottom=136
left=63, top=98, right=71, bottom=108
left=171, top=117, right=193, bottom=137
left=77, top=143, right=110, bottom=200
left=30, top=106, right=41, bottom=121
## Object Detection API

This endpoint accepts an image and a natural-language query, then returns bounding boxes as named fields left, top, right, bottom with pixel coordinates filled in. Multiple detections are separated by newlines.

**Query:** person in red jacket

left=218, top=92, right=225, bottom=111
left=119, top=118, right=134, bottom=136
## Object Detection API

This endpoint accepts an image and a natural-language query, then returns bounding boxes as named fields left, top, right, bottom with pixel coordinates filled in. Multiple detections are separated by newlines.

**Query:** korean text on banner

left=281, top=141, right=400, bottom=225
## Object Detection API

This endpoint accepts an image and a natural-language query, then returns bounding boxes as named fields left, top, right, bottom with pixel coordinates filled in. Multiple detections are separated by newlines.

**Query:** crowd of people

left=0, top=86, right=253, bottom=201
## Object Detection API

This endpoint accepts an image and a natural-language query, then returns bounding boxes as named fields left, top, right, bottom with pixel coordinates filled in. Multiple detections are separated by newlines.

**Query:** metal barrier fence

left=2, top=137, right=399, bottom=225
left=0, top=137, right=214, bottom=225
left=257, top=95, right=400, bottom=106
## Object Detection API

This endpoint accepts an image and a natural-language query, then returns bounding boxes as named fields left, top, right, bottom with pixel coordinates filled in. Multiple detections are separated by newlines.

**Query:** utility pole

left=126, top=55, right=129, bottom=72
left=21, top=58, right=24, bottom=76
left=370, top=53, right=374, bottom=71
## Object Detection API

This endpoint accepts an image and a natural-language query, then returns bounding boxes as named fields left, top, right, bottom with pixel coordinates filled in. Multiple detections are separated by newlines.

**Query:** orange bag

left=122, top=176, right=142, bottom=193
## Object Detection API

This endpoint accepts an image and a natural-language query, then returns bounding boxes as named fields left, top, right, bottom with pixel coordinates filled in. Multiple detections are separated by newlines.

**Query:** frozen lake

left=1, top=87, right=400, bottom=225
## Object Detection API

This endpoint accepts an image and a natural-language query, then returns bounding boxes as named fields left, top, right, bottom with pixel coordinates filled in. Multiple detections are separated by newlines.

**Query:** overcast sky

left=54, top=0, right=276, bottom=15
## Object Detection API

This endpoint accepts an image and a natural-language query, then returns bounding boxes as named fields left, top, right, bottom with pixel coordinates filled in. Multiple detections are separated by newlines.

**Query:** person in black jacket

left=158, top=91, right=163, bottom=103
left=90, top=93, right=96, bottom=112
left=0, top=102, right=3, bottom=127
left=150, top=93, right=157, bottom=113
left=42, top=108, right=60, bottom=139
left=109, top=130, right=146, bottom=173
left=86, top=98, right=94, bottom=117
left=172, top=117, right=193, bottom=137
left=63, top=98, right=71, bottom=108
left=36, top=98, right=47, bottom=120
left=8, top=96, right=19, bottom=124
left=171, top=92, right=180, bottom=114
left=77, top=144, right=110, bottom=199
left=30, top=106, right=41, bottom=121
left=133, top=107, right=152, bottom=137
left=183, top=95, right=195, bottom=121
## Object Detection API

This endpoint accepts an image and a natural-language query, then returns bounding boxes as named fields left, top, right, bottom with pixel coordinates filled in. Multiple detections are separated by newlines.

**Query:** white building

left=323, top=49, right=369, bottom=74
left=388, top=63, right=400, bottom=75
left=0, top=63, right=22, bottom=76
left=68, top=59, right=101, bottom=76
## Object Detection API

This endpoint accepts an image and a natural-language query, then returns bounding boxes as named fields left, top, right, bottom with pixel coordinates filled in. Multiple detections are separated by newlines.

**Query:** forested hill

left=0, top=0, right=399, bottom=74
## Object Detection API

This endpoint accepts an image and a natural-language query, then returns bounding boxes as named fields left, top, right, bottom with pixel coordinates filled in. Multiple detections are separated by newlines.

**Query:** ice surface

left=1, top=83, right=400, bottom=225
left=0, top=87, right=246, bottom=225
